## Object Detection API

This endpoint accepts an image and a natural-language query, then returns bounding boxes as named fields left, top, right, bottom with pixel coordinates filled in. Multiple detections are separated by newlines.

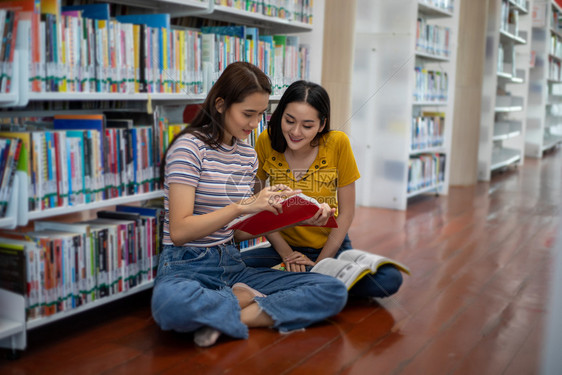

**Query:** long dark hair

left=160, top=62, right=272, bottom=182
left=268, top=80, right=331, bottom=153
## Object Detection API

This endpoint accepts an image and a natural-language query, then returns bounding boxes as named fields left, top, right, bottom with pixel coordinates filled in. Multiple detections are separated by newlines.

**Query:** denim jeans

left=241, top=234, right=403, bottom=298
left=151, top=243, right=348, bottom=340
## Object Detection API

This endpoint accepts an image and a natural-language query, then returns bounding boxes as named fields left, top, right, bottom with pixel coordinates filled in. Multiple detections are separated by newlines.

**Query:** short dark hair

left=268, top=80, right=331, bottom=153
left=160, top=62, right=272, bottom=182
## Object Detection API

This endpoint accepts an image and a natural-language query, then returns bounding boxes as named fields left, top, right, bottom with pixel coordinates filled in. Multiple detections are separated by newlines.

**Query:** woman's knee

left=314, top=275, right=348, bottom=313
left=151, top=281, right=201, bottom=330
left=378, top=265, right=403, bottom=296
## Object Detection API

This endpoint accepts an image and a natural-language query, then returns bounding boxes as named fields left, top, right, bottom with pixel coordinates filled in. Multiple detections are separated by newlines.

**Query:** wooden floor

left=1, top=149, right=561, bottom=375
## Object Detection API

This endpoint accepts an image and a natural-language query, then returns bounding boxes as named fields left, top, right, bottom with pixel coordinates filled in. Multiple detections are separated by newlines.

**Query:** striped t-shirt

left=163, top=132, right=258, bottom=247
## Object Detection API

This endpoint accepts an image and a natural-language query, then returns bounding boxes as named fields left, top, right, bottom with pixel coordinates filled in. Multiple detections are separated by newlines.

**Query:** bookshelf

left=526, top=0, right=562, bottom=157
left=478, top=0, right=532, bottom=181
left=350, top=0, right=459, bottom=210
left=0, top=0, right=319, bottom=353
left=0, top=289, right=26, bottom=354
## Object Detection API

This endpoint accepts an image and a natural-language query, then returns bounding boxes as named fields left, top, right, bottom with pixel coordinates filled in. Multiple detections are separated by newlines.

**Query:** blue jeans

left=151, top=243, right=348, bottom=340
left=241, top=235, right=403, bottom=298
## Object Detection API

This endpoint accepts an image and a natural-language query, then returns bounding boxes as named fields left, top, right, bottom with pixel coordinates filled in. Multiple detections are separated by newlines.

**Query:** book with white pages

left=311, top=249, right=410, bottom=290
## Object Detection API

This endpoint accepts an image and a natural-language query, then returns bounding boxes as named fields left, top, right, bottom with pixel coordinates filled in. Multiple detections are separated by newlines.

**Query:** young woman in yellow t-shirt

left=241, top=80, right=403, bottom=298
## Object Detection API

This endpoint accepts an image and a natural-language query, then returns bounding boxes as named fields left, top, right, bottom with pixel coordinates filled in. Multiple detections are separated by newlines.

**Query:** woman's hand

left=239, top=184, right=300, bottom=216
left=299, top=203, right=336, bottom=227
left=283, top=251, right=315, bottom=272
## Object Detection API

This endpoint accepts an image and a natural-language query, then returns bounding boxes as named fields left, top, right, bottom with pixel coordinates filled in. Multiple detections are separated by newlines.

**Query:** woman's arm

left=168, top=182, right=297, bottom=246
left=237, top=179, right=307, bottom=271
left=286, top=183, right=356, bottom=269
left=315, top=182, right=356, bottom=262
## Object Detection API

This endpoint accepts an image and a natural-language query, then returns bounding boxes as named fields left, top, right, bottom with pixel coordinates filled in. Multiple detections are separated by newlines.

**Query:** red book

left=227, top=193, right=338, bottom=236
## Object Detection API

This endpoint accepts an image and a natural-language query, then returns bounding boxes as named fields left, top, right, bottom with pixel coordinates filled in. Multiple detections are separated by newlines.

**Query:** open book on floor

left=227, top=193, right=337, bottom=236
left=310, top=249, right=411, bottom=290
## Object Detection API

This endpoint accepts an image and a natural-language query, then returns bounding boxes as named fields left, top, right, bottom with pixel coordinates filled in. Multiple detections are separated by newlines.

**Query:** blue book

left=53, top=118, right=104, bottom=132
left=61, top=3, right=110, bottom=20
left=115, top=205, right=159, bottom=217
left=115, top=13, right=170, bottom=29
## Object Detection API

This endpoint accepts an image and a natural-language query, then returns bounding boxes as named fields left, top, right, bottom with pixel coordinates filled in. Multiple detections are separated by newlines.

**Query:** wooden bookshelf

left=526, top=0, right=562, bottom=157
left=350, top=0, right=460, bottom=210
left=478, top=0, right=532, bottom=181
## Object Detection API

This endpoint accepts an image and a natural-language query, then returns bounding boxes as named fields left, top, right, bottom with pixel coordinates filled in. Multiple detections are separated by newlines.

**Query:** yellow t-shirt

left=256, top=130, right=361, bottom=249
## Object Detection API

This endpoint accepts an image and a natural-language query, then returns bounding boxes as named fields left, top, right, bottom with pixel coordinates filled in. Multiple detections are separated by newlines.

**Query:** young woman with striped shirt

left=151, top=62, right=348, bottom=347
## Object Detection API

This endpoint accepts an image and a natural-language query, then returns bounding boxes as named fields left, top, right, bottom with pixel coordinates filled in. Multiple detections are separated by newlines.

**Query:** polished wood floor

left=1, top=149, right=561, bottom=375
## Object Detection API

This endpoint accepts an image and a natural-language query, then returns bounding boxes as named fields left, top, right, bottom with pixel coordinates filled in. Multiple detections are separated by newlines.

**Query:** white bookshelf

left=110, top=0, right=207, bottom=14
left=25, top=281, right=153, bottom=330
left=0, top=0, right=319, bottom=352
left=350, top=0, right=459, bottom=210
left=0, top=289, right=26, bottom=353
left=478, top=0, right=532, bottom=181
left=526, top=0, right=562, bottom=157
left=26, top=191, right=164, bottom=221
left=195, top=4, right=313, bottom=33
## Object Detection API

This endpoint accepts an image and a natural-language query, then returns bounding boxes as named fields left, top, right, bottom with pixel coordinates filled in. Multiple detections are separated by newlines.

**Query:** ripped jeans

left=151, top=242, right=348, bottom=339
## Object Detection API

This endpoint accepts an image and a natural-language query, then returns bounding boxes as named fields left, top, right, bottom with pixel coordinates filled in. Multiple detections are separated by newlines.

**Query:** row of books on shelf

left=407, top=153, right=446, bottom=194
left=549, top=58, right=561, bottom=81
left=0, top=112, right=182, bottom=216
left=552, top=2, right=562, bottom=32
left=213, top=0, right=314, bottom=24
left=0, top=2, right=309, bottom=97
left=415, top=19, right=451, bottom=58
left=0, top=206, right=164, bottom=321
left=551, top=82, right=562, bottom=95
left=497, top=43, right=517, bottom=76
left=200, top=26, right=307, bottom=94
left=550, top=33, right=562, bottom=60
left=411, top=112, right=445, bottom=151
left=500, top=0, right=523, bottom=37
left=413, top=67, right=449, bottom=102
left=547, top=103, right=562, bottom=116
left=238, top=235, right=268, bottom=251
left=418, top=0, right=454, bottom=12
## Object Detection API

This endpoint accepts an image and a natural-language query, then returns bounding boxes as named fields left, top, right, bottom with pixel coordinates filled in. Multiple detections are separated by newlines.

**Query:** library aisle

left=0, top=150, right=561, bottom=374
